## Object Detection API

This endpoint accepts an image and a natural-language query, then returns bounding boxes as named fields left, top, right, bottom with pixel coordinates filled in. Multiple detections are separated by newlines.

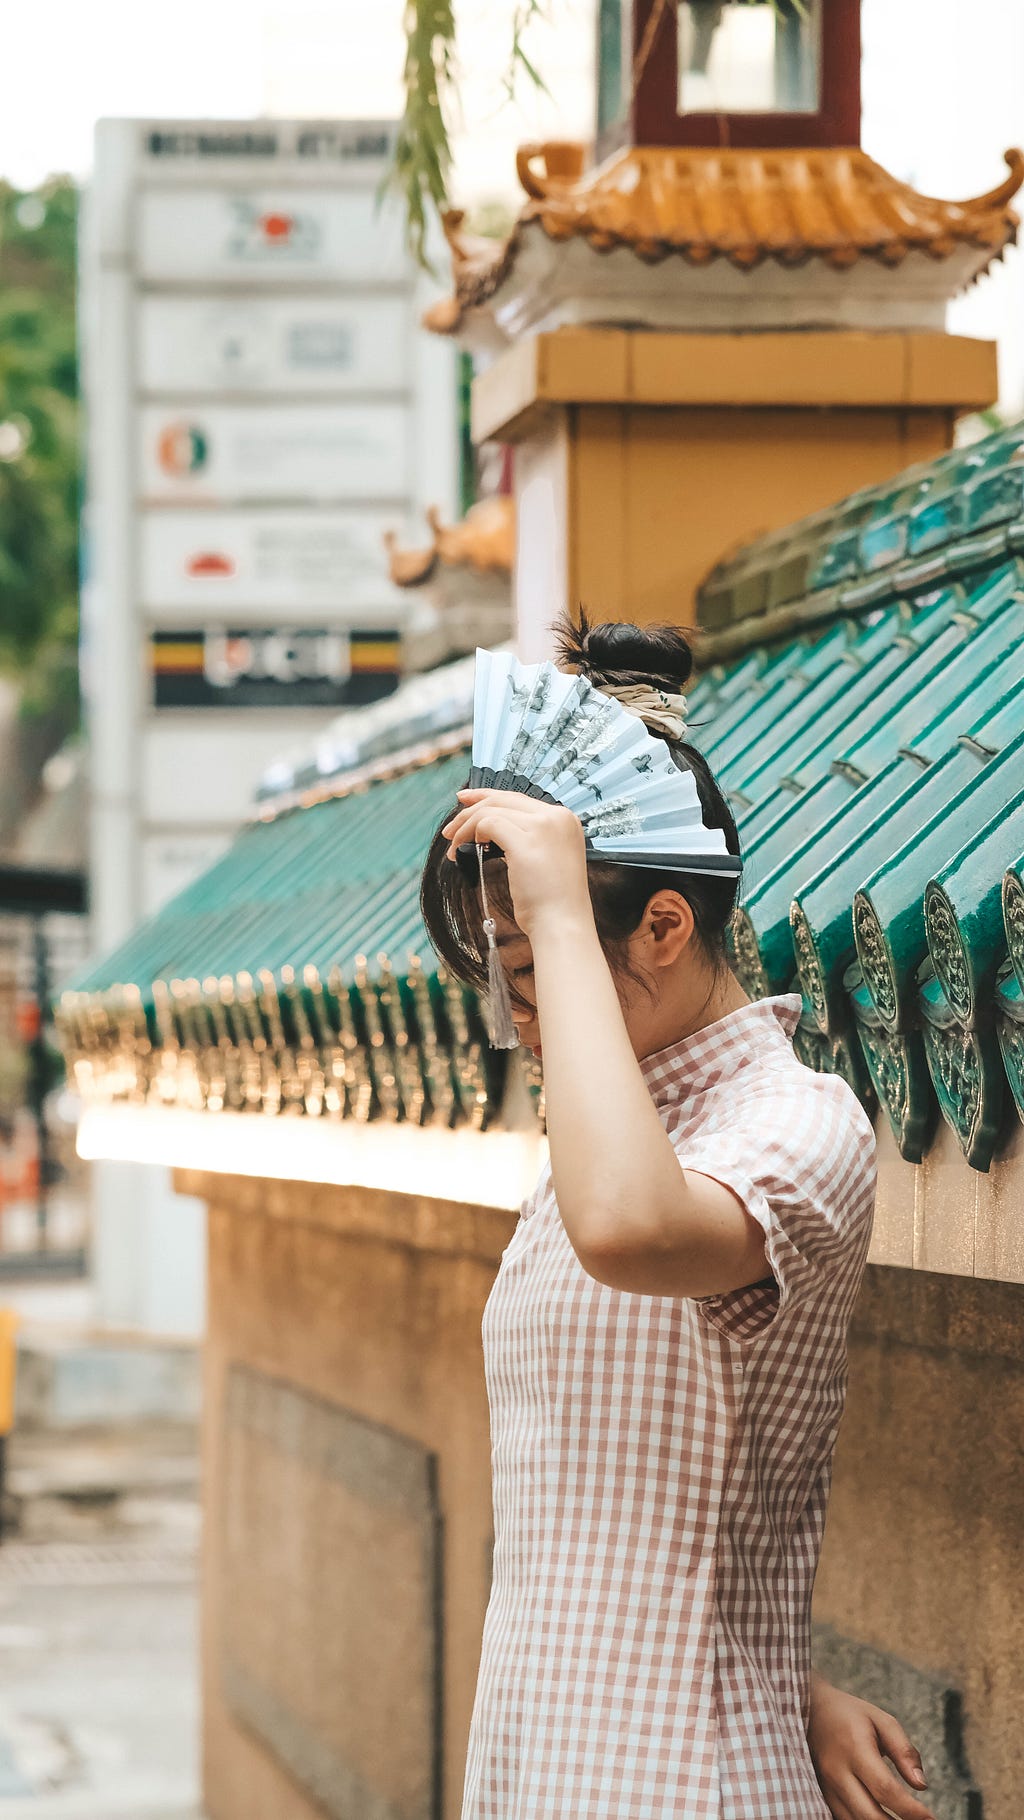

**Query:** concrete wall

left=187, top=1165, right=1022, bottom=1820
left=183, top=1168, right=512, bottom=1820
left=816, top=1264, right=1024, bottom=1820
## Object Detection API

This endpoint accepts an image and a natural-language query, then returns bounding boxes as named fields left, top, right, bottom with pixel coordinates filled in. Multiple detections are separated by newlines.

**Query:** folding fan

left=457, top=646, right=740, bottom=880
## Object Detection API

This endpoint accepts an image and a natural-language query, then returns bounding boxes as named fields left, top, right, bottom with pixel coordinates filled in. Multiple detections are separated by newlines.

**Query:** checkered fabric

left=461, top=993, right=877, bottom=1819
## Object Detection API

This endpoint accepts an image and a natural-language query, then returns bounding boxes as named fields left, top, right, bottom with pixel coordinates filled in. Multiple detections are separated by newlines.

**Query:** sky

left=0, top=0, right=1021, bottom=406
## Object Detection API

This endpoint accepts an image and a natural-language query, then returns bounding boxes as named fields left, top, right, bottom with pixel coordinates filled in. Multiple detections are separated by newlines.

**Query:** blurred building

left=79, top=117, right=459, bottom=1332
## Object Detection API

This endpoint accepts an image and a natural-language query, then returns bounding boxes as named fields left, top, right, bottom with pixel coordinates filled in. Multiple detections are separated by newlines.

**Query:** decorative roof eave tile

left=56, top=739, right=548, bottom=1138
left=427, top=144, right=1024, bottom=343
left=384, top=498, right=515, bottom=590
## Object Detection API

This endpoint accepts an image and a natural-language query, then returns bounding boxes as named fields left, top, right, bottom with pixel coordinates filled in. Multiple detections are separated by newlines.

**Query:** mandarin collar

left=638, top=993, right=803, bottom=1105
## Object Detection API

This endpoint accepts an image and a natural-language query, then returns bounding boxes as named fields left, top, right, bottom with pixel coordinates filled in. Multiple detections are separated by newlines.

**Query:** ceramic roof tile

left=57, top=744, right=537, bottom=1129
left=64, top=421, right=1024, bottom=1165
left=429, top=146, right=1024, bottom=335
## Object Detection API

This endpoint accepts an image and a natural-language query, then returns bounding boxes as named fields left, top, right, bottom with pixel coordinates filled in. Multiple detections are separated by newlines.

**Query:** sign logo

left=227, top=199, right=322, bottom=262
left=185, top=551, right=236, bottom=579
left=157, top=421, right=209, bottom=478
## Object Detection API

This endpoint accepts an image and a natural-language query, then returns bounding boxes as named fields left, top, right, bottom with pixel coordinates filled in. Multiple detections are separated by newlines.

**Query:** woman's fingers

left=819, top=1790, right=857, bottom=1820
left=858, top=1771, right=934, bottom=1820
left=821, top=1769, right=928, bottom=1820
left=871, top=1710, right=928, bottom=1792
left=441, top=804, right=538, bottom=857
left=825, top=1775, right=889, bottom=1820
left=820, top=1759, right=935, bottom=1820
left=813, top=1713, right=934, bottom=1820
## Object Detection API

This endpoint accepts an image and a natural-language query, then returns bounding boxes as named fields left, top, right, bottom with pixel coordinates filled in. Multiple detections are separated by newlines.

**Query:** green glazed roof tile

left=69, top=416, right=1024, bottom=1162
left=918, top=963, right=1007, bottom=1170
left=730, top=563, right=1021, bottom=860
left=995, top=962, right=1024, bottom=1128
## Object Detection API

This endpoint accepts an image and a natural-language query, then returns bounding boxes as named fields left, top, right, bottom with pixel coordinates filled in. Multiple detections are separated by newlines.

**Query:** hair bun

left=551, top=607, right=694, bottom=695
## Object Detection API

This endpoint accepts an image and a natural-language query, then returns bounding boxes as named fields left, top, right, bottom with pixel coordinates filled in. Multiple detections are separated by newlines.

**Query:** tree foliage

left=389, top=1, right=551, bottom=268
left=391, top=1, right=805, bottom=264
left=0, top=177, right=80, bottom=720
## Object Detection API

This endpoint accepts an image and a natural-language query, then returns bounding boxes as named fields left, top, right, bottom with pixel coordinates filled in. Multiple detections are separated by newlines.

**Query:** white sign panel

left=138, top=295, right=411, bottom=396
left=141, top=721, right=326, bottom=824
left=139, top=509, right=408, bottom=616
left=137, top=188, right=408, bottom=284
left=84, top=115, right=458, bottom=1342
left=139, top=402, right=410, bottom=504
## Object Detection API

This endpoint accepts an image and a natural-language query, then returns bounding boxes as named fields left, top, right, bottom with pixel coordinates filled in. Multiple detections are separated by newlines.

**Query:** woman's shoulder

left=684, top=1050, right=878, bottom=1205
left=704, top=1033, right=869, bottom=1113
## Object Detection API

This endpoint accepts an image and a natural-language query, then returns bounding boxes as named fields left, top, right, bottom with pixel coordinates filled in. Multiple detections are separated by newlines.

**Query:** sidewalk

left=0, top=1542, right=200, bottom=1818
left=0, top=1361, right=202, bottom=1816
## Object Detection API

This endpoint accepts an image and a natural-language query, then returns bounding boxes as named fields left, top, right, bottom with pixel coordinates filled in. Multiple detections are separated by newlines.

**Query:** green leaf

left=389, top=0, right=550, bottom=268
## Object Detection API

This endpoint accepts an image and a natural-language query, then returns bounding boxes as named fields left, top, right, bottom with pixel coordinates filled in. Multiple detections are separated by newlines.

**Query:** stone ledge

left=175, top=1169, right=515, bottom=1267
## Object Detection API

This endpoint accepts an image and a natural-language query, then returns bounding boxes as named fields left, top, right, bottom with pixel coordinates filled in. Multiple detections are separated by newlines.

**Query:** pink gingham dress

left=461, top=993, right=877, bottom=1820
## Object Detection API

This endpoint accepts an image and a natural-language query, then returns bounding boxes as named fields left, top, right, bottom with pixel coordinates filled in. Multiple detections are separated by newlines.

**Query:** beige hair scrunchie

left=592, top=680, right=688, bottom=744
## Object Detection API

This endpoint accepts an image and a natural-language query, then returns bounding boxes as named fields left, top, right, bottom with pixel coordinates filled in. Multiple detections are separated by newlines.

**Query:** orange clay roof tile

left=427, top=144, right=1024, bottom=334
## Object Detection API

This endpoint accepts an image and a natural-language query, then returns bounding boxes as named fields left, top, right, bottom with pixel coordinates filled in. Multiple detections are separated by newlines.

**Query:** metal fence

left=0, top=868, right=88, bottom=1279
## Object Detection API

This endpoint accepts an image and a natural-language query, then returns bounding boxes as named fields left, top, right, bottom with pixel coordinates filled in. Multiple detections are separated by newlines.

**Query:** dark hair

left=418, top=608, right=741, bottom=1012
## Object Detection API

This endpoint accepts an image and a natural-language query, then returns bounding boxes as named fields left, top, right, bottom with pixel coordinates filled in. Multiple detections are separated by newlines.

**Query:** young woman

left=420, top=612, right=933, bottom=1820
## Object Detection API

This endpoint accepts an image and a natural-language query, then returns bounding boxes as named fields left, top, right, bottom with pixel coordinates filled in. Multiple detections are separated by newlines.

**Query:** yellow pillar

left=472, top=328, right=998, bottom=655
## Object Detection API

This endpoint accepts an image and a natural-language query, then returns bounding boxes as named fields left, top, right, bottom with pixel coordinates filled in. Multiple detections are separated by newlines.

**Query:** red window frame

left=601, top=0, right=861, bottom=157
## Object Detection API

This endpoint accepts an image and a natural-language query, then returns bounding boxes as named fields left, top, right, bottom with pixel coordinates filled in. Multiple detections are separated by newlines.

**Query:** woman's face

left=489, top=913, right=543, bottom=1055
left=486, top=885, right=708, bottom=1064
left=488, top=908, right=643, bottom=1061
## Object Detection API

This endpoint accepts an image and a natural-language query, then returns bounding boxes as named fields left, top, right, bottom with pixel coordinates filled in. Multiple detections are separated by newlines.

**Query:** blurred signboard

left=138, top=296, right=410, bottom=395
left=84, top=117, right=457, bottom=949
left=139, top=402, right=411, bottom=504
left=82, top=115, right=457, bottom=1339
left=149, top=627, right=400, bottom=709
left=139, top=510, right=402, bottom=616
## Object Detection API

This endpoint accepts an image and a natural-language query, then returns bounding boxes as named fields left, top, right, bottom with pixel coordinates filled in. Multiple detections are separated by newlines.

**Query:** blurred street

left=0, top=1309, right=200, bottom=1818
left=0, top=1558, right=199, bottom=1819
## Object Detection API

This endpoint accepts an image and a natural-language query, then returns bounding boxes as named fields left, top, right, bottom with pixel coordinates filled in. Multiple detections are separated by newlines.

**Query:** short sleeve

left=676, top=1075, right=876, bottom=1343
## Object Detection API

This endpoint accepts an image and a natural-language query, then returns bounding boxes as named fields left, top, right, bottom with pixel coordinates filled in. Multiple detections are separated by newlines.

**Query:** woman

left=420, top=612, right=932, bottom=1820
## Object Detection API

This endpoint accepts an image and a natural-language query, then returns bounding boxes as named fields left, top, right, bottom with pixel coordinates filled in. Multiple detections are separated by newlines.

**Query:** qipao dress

left=460, top=993, right=877, bottom=1820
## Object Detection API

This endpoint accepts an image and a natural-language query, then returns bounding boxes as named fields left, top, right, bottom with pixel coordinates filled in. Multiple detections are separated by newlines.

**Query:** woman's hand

left=440, top=788, right=592, bottom=937
left=808, top=1675, right=934, bottom=1820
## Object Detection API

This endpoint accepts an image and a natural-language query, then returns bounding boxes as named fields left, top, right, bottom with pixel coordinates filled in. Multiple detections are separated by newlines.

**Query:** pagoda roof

left=426, top=145, right=1024, bottom=344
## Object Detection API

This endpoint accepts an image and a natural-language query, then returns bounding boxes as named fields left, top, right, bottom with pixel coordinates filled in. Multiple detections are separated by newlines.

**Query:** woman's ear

left=645, top=890, right=696, bottom=966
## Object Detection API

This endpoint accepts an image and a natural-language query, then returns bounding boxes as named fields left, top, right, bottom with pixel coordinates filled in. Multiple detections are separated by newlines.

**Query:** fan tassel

left=485, top=921, right=520, bottom=1049
left=476, top=843, right=520, bottom=1050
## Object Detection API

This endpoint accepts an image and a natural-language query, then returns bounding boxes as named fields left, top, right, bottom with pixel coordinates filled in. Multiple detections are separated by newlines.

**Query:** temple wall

left=182, top=1168, right=513, bottom=1820
left=184, top=1163, right=1024, bottom=1820
left=816, top=1265, right=1024, bottom=1819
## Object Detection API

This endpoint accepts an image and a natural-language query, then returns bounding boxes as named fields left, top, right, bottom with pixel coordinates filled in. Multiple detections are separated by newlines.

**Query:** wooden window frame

left=597, top=0, right=860, bottom=161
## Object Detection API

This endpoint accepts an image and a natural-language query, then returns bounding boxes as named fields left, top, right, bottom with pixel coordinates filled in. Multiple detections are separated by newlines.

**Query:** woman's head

left=418, top=608, right=741, bottom=1048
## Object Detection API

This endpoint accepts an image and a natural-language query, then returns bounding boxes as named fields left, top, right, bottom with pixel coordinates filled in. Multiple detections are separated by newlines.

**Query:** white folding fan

left=460, top=646, right=740, bottom=877
left=456, top=648, right=740, bottom=1046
